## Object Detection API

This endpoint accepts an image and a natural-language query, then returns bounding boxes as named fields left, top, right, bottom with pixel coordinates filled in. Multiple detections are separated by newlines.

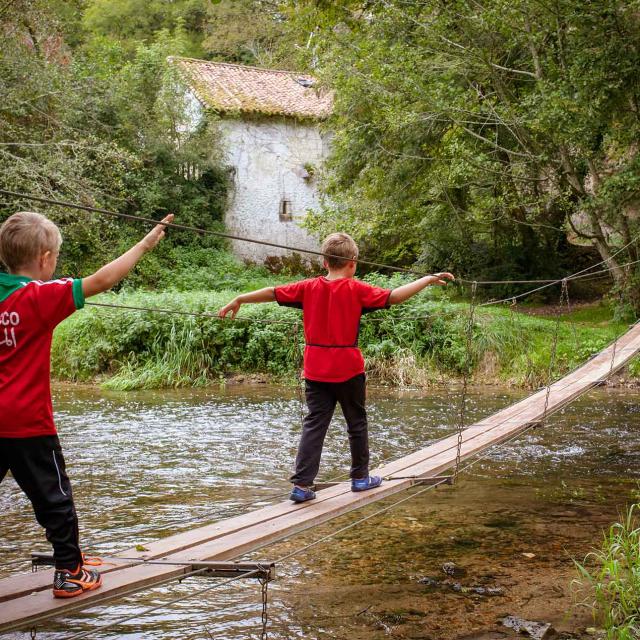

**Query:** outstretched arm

left=82, top=214, right=174, bottom=299
left=218, top=287, right=276, bottom=319
left=388, top=272, right=455, bottom=305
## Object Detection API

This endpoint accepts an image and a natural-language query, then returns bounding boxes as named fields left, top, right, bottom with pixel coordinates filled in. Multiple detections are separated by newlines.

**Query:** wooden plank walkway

left=1, top=322, right=639, bottom=634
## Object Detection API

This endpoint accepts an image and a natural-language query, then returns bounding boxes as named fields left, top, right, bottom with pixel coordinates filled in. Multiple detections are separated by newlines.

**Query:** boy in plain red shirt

left=0, top=210, right=172, bottom=597
left=218, top=232, right=454, bottom=502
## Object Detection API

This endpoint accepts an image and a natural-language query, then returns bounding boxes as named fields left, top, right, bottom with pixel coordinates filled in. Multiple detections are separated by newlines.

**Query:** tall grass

left=51, top=281, right=632, bottom=390
left=574, top=504, right=640, bottom=639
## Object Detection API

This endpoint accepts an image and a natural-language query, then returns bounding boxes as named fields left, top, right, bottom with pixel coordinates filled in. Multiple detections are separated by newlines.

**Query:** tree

left=202, top=0, right=290, bottom=66
left=289, top=1, right=640, bottom=305
left=0, top=1, right=228, bottom=281
left=82, top=0, right=210, bottom=57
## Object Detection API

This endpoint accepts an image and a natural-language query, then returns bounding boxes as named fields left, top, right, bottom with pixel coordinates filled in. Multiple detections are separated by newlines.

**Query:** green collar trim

left=0, top=272, right=84, bottom=309
left=0, top=272, right=32, bottom=303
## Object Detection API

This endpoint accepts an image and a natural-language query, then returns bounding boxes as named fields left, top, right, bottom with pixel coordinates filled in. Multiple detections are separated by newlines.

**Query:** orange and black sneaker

left=53, top=564, right=103, bottom=598
left=81, top=553, right=104, bottom=567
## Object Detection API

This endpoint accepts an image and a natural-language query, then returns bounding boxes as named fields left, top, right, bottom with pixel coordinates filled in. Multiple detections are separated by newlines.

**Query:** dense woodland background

left=1, top=0, right=640, bottom=310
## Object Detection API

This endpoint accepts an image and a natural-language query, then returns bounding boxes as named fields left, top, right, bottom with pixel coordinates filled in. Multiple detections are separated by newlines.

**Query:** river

left=1, top=384, right=638, bottom=639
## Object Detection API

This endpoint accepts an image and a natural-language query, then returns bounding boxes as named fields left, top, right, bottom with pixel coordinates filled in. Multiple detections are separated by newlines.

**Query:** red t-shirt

left=275, top=277, right=391, bottom=383
left=0, top=273, right=85, bottom=438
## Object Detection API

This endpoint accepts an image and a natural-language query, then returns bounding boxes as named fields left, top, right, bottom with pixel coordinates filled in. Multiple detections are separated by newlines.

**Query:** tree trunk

left=585, top=208, right=625, bottom=284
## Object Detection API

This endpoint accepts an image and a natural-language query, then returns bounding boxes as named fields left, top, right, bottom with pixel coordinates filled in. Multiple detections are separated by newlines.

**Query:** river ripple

left=1, top=384, right=638, bottom=639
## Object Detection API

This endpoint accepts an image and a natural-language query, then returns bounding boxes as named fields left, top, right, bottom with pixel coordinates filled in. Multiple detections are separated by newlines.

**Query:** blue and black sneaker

left=351, top=476, right=383, bottom=492
left=289, top=486, right=316, bottom=503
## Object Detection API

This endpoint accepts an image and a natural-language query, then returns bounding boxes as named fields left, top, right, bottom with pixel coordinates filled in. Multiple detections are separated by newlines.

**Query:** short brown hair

left=0, top=211, right=62, bottom=271
left=321, top=232, right=359, bottom=269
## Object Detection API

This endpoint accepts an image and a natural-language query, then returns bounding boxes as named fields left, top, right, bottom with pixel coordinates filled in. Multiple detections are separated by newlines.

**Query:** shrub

left=51, top=277, right=631, bottom=390
left=574, top=504, right=640, bottom=639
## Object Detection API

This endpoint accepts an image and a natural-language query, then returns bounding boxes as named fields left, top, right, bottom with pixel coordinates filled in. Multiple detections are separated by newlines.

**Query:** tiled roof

left=170, top=57, right=333, bottom=120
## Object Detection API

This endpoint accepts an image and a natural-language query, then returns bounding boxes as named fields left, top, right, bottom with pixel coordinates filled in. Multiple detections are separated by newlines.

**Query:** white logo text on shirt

left=0, top=311, right=19, bottom=349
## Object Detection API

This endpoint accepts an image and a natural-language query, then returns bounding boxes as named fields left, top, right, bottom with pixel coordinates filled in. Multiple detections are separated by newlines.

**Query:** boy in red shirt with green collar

left=218, top=232, right=454, bottom=502
left=0, top=210, right=172, bottom=597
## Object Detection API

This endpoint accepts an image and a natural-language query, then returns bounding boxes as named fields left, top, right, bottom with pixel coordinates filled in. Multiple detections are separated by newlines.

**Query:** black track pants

left=291, top=373, right=369, bottom=487
left=0, top=435, right=82, bottom=570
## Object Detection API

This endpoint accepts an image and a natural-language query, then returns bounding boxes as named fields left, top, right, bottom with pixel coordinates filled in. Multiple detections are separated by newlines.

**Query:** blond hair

left=0, top=211, right=62, bottom=271
left=321, top=232, right=359, bottom=269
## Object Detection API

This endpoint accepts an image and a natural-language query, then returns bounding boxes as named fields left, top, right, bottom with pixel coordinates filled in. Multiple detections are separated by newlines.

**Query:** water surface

left=1, top=384, right=638, bottom=639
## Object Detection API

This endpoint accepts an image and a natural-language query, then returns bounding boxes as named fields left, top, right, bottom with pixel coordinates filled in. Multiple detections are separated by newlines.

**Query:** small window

left=279, top=199, right=292, bottom=221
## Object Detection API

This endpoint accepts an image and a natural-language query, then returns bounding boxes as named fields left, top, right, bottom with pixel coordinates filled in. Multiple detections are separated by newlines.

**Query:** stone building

left=172, top=57, right=333, bottom=264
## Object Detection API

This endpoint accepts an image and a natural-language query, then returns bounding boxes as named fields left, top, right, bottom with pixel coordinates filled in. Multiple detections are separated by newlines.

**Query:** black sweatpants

left=0, top=435, right=82, bottom=570
left=291, top=373, right=369, bottom=487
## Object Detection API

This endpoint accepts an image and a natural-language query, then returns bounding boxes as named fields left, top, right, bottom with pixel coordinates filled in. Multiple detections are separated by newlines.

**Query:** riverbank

left=51, top=286, right=638, bottom=390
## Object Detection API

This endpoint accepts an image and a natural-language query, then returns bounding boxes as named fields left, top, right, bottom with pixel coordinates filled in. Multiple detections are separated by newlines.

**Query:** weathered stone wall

left=218, top=117, right=329, bottom=264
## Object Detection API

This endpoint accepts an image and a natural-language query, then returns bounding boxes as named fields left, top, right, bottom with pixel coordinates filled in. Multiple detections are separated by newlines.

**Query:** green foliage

left=152, top=247, right=287, bottom=292
left=287, top=0, right=640, bottom=306
left=202, top=0, right=291, bottom=67
left=83, top=0, right=210, bottom=57
left=0, top=3, right=229, bottom=284
left=82, top=0, right=296, bottom=65
left=52, top=288, right=302, bottom=389
left=628, top=357, right=640, bottom=379
left=574, top=504, right=640, bottom=639
left=51, top=276, right=630, bottom=389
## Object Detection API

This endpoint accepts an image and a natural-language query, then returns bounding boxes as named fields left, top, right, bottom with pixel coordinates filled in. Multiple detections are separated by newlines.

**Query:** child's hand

left=141, top=214, right=174, bottom=251
left=218, top=298, right=241, bottom=319
left=431, top=272, right=455, bottom=285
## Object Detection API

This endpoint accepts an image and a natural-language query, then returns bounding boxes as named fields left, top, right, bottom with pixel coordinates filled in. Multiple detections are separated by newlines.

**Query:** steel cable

left=2, top=189, right=639, bottom=289
left=1, top=186, right=638, bottom=635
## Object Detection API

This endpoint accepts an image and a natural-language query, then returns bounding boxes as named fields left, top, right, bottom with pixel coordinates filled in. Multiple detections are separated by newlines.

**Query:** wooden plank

left=0, top=564, right=189, bottom=631
left=0, top=477, right=362, bottom=602
left=1, top=323, right=639, bottom=632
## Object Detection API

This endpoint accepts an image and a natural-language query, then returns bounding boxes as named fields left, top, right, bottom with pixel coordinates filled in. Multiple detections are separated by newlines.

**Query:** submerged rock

left=418, top=576, right=504, bottom=596
left=452, top=583, right=505, bottom=596
left=442, top=561, right=466, bottom=577
left=501, top=615, right=554, bottom=639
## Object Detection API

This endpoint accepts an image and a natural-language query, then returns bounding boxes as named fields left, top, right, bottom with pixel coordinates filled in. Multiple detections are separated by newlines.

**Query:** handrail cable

left=86, top=301, right=298, bottom=325
left=61, top=568, right=260, bottom=640
left=479, top=251, right=640, bottom=308
left=80, top=260, right=624, bottom=325
left=2, top=189, right=639, bottom=288
left=82, top=258, right=633, bottom=328
left=0, top=189, right=445, bottom=281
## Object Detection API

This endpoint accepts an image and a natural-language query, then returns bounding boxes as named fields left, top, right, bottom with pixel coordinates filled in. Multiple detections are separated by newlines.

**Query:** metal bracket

left=30, top=552, right=275, bottom=581
left=31, top=552, right=54, bottom=571
left=191, top=561, right=276, bottom=581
